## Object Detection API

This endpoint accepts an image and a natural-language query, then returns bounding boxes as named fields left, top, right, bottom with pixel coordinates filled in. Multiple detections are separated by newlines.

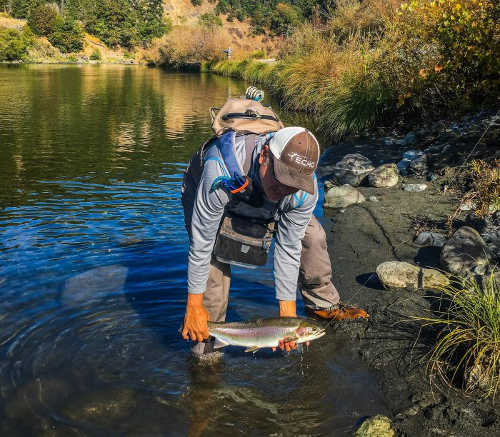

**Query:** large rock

left=466, top=211, right=500, bottom=262
left=330, top=154, right=375, bottom=186
left=409, top=154, right=428, bottom=176
left=367, top=164, right=399, bottom=188
left=440, top=226, right=490, bottom=275
left=376, top=261, right=449, bottom=292
left=414, top=231, right=447, bottom=248
left=354, top=415, right=395, bottom=437
left=323, top=184, right=365, bottom=209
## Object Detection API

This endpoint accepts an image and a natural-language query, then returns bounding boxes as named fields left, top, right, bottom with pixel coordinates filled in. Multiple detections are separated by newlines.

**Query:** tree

left=0, top=26, right=34, bottom=60
left=28, top=3, right=58, bottom=36
left=48, top=15, right=83, bottom=52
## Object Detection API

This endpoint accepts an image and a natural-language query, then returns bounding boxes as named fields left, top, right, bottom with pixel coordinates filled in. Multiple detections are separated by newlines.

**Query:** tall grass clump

left=418, top=270, right=500, bottom=398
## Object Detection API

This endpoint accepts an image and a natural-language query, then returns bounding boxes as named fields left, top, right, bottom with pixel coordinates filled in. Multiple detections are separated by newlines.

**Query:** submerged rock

left=440, top=226, right=490, bottom=275
left=376, top=261, right=449, bottom=292
left=63, top=388, right=137, bottom=424
left=329, top=153, right=375, bottom=186
left=367, top=164, right=399, bottom=188
left=61, top=265, right=128, bottom=306
left=354, top=415, right=395, bottom=437
left=323, top=184, right=365, bottom=209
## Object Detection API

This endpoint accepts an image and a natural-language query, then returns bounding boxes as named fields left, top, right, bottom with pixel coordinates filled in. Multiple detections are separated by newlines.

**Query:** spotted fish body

left=208, top=317, right=326, bottom=353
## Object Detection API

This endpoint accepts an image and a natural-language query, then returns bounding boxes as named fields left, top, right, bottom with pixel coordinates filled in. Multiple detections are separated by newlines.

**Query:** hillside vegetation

left=210, top=0, right=499, bottom=137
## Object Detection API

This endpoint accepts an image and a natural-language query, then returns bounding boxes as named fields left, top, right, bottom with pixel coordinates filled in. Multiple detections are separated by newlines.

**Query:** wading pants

left=196, top=216, right=341, bottom=324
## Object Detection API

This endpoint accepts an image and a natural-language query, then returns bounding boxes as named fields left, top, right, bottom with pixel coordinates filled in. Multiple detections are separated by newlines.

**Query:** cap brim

left=273, top=157, right=315, bottom=194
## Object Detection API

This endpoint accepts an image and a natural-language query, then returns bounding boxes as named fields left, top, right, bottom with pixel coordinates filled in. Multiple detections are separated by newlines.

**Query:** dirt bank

left=319, top=114, right=499, bottom=436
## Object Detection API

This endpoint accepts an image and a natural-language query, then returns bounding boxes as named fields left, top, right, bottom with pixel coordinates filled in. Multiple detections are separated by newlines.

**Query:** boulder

left=397, top=158, right=411, bottom=176
left=466, top=212, right=500, bottom=262
left=397, top=150, right=428, bottom=176
left=367, top=164, right=399, bottom=188
left=440, top=226, right=490, bottom=275
left=376, top=261, right=449, bottom=292
left=323, top=185, right=365, bottom=209
left=414, top=231, right=447, bottom=248
left=409, top=154, right=428, bottom=176
left=354, top=415, right=395, bottom=437
left=330, top=154, right=375, bottom=186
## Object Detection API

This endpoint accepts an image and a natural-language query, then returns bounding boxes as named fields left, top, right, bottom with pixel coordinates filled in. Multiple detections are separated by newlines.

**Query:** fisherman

left=181, top=90, right=368, bottom=356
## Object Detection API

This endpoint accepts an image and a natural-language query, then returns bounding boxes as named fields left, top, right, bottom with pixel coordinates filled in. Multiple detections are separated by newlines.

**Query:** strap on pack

left=208, top=132, right=250, bottom=194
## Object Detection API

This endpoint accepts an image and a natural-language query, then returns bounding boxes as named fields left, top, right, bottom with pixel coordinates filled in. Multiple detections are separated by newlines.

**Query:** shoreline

left=318, top=122, right=499, bottom=436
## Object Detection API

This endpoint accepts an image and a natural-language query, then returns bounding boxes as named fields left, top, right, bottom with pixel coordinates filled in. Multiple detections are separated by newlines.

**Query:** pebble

left=368, top=196, right=379, bottom=202
left=402, top=183, right=427, bottom=192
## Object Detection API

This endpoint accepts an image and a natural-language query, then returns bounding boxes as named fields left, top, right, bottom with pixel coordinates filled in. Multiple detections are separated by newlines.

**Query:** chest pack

left=184, top=96, right=283, bottom=268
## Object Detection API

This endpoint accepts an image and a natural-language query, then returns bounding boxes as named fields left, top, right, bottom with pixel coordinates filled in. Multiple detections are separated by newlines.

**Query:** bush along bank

left=208, top=0, right=499, bottom=139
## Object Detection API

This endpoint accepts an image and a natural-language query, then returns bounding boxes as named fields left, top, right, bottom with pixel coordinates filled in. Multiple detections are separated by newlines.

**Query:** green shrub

left=0, top=25, right=34, bottom=61
left=48, top=16, right=83, bottom=53
left=27, top=3, right=57, bottom=36
left=270, top=3, right=303, bottom=36
left=390, top=0, right=499, bottom=112
left=198, top=13, right=222, bottom=29
left=90, top=48, right=101, bottom=61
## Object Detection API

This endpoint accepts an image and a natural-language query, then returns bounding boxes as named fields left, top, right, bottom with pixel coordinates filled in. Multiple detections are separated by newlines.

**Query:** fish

left=208, top=317, right=326, bottom=353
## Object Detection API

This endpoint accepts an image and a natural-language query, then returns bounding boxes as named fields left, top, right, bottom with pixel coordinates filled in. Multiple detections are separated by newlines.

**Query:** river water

left=0, top=65, right=388, bottom=436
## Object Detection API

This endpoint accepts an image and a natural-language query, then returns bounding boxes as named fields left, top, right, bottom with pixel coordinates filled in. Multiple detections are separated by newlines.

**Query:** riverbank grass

left=419, top=270, right=500, bottom=398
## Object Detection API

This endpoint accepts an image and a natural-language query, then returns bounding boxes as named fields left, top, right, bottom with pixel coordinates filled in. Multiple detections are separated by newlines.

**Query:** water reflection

left=0, top=65, right=386, bottom=436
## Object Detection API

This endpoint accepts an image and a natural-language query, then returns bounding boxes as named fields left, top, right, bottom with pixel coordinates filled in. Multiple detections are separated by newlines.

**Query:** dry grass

left=0, top=15, right=25, bottom=30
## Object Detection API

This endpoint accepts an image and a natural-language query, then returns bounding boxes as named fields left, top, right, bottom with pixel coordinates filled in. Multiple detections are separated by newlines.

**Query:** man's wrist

left=279, top=300, right=297, bottom=317
left=187, top=292, right=204, bottom=307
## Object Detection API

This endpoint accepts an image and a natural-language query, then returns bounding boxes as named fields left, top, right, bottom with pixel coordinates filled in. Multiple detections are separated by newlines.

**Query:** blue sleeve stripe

left=293, top=174, right=316, bottom=207
left=293, top=192, right=307, bottom=208
left=204, top=157, right=229, bottom=177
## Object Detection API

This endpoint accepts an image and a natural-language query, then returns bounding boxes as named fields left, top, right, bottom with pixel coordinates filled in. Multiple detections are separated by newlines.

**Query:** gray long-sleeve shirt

left=187, top=133, right=318, bottom=301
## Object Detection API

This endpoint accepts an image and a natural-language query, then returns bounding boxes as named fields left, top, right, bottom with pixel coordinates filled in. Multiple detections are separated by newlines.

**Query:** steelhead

left=208, top=317, right=326, bottom=353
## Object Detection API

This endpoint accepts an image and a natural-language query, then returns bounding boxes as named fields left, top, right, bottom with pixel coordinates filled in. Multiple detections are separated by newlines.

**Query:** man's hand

left=182, top=293, right=210, bottom=342
left=273, top=300, right=297, bottom=352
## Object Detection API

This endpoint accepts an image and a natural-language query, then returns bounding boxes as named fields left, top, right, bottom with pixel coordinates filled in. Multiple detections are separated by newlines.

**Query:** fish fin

left=244, top=346, right=260, bottom=353
left=213, top=338, right=229, bottom=349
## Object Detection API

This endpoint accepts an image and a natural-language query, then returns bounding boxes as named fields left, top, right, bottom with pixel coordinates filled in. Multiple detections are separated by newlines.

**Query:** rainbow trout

left=208, top=317, right=326, bottom=353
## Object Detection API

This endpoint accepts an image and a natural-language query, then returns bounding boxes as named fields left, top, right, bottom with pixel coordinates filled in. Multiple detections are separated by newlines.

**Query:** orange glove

left=181, top=293, right=210, bottom=343
left=273, top=300, right=297, bottom=352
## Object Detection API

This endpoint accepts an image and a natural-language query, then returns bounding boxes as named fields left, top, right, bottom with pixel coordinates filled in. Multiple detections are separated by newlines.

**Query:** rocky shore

left=318, top=111, right=499, bottom=436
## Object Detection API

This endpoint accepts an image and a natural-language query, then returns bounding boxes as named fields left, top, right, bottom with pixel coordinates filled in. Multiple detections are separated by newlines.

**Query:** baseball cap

left=268, top=127, right=320, bottom=194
